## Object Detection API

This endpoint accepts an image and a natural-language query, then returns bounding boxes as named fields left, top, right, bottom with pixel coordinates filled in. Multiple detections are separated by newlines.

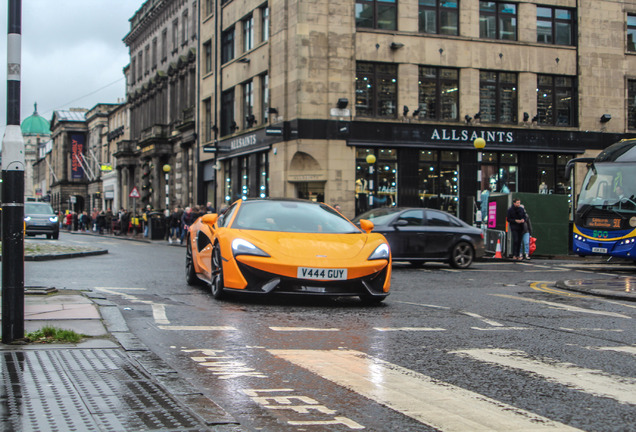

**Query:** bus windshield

left=577, top=162, right=636, bottom=211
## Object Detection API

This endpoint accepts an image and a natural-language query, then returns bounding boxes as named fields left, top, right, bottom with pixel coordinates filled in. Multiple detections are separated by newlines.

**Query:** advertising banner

left=70, top=134, right=85, bottom=179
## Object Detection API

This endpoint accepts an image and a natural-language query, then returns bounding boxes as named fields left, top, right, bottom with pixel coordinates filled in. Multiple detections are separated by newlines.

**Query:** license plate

left=297, top=267, right=347, bottom=280
left=592, top=247, right=608, bottom=253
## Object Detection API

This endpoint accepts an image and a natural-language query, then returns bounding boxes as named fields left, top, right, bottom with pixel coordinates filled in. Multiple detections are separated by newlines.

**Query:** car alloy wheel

left=210, top=243, right=225, bottom=300
left=449, top=241, right=474, bottom=269
left=185, top=239, right=198, bottom=286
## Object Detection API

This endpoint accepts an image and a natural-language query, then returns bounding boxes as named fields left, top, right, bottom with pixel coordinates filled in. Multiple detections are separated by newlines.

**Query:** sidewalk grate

left=0, top=349, right=206, bottom=431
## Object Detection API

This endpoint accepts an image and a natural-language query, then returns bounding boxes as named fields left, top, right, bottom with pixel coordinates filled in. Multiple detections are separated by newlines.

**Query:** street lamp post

left=366, top=153, right=376, bottom=210
left=474, top=137, right=486, bottom=227
left=163, top=164, right=171, bottom=210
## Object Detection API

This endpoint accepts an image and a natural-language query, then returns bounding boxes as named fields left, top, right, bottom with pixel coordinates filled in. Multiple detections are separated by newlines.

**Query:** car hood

left=237, top=230, right=372, bottom=259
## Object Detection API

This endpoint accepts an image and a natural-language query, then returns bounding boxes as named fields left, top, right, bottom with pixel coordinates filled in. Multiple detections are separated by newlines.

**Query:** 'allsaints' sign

left=430, top=128, right=514, bottom=144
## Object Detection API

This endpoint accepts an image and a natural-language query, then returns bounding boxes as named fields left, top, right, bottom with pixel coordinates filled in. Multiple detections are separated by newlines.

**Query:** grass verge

left=25, top=325, right=86, bottom=344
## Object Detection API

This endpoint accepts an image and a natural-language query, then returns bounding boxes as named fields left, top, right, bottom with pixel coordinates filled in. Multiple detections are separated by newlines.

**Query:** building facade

left=20, top=104, right=51, bottom=201
left=123, top=0, right=199, bottom=212
left=199, top=0, right=636, bottom=221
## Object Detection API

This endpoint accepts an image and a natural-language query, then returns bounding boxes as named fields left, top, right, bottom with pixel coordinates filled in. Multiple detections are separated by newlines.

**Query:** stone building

left=123, top=0, right=199, bottom=211
left=199, top=0, right=636, bottom=221
left=20, top=103, right=51, bottom=201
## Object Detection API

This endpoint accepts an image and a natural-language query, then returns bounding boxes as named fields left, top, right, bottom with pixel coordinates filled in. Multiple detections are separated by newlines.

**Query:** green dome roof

left=21, top=103, right=51, bottom=136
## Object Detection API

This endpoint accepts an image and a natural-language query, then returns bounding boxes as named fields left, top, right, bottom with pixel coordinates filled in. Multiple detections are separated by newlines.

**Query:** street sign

left=129, top=186, right=141, bottom=198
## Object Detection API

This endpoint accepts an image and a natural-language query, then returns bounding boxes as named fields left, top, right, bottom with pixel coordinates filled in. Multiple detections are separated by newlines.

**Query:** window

left=536, top=75, right=576, bottom=126
left=419, top=0, right=458, bottom=35
left=629, top=79, right=636, bottom=129
left=355, top=62, right=398, bottom=118
left=355, top=148, right=398, bottom=213
left=418, top=150, right=459, bottom=215
left=221, top=88, right=235, bottom=136
left=629, top=15, right=636, bottom=52
left=137, top=52, right=143, bottom=81
left=205, top=0, right=214, bottom=16
left=161, top=29, right=168, bottom=60
left=355, top=0, right=397, bottom=30
left=172, top=19, right=179, bottom=51
left=538, top=154, right=572, bottom=195
left=261, top=73, right=269, bottom=123
left=243, top=15, right=254, bottom=52
left=152, top=38, right=157, bottom=69
left=537, top=6, right=574, bottom=46
left=262, top=6, right=269, bottom=42
left=243, top=80, right=254, bottom=129
left=203, top=40, right=212, bottom=74
left=221, top=27, right=235, bottom=64
left=258, top=152, right=269, bottom=198
left=479, top=1, right=516, bottom=41
left=481, top=152, right=518, bottom=194
left=479, top=71, right=517, bottom=124
left=204, top=98, right=212, bottom=142
left=131, top=58, right=136, bottom=83
left=182, top=11, right=189, bottom=45
left=144, top=45, right=150, bottom=74
left=417, top=66, right=458, bottom=121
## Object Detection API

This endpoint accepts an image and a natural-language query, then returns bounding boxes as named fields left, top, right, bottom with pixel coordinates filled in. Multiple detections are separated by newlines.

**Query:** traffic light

left=141, top=162, right=153, bottom=203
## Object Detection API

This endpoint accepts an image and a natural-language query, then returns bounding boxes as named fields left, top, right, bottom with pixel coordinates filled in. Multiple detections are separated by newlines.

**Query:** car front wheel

left=449, top=241, right=474, bottom=269
left=210, top=243, right=225, bottom=300
left=185, top=239, right=198, bottom=285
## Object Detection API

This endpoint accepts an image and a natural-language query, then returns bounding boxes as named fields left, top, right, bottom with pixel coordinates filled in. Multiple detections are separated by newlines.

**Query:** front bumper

left=231, top=261, right=390, bottom=298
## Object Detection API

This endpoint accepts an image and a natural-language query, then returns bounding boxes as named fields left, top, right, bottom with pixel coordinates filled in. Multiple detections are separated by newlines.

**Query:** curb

left=86, top=290, right=242, bottom=429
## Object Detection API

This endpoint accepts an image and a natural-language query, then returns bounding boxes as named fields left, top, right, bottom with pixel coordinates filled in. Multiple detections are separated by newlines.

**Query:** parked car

left=24, top=202, right=59, bottom=239
left=352, top=207, right=484, bottom=269
left=185, top=198, right=391, bottom=303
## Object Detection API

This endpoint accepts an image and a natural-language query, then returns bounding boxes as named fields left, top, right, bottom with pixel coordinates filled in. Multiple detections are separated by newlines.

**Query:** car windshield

left=352, top=208, right=402, bottom=225
left=578, top=162, right=636, bottom=212
left=232, top=201, right=360, bottom=233
left=25, top=203, right=54, bottom=215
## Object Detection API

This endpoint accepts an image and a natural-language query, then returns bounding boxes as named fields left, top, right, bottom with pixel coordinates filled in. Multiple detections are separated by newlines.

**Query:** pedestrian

left=180, top=206, right=196, bottom=245
left=506, top=198, right=526, bottom=260
left=521, top=205, right=533, bottom=260
left=206, top=201, right=215, bottom=213
left=97, top=210, right=106, bottom=234
left=143, top=205, right=152, bottom=237
left=105, top=208, right=113, bottom=234
left=65, top=211, right=73, bottom=232
left=168, top=206, right=182, bottom=244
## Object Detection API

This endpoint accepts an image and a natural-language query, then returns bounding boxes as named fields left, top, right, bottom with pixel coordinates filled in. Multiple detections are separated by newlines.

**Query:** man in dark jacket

left=506, top=198, right=526, bottom=260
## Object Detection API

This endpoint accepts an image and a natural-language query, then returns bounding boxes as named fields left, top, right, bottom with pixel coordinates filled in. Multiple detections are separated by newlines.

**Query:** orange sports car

left=185, top=198, right=391, bottom=303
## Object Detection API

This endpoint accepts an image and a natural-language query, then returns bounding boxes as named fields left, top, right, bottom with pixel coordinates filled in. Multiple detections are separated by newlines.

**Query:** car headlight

left=49, top=216, right=58, bottom=223
left=232, top=238, right=270, bottom=257
left=24, top=216, right=32, bottom=222
left=368, top=243, right=390, bottom=260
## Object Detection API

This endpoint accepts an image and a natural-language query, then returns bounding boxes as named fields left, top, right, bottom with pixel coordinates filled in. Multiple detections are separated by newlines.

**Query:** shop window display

left=355, top=148, right=397, bottom=214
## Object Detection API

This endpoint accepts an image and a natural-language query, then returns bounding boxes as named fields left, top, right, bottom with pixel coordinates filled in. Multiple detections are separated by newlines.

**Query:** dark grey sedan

left=353, top=207, right=484, bottom=269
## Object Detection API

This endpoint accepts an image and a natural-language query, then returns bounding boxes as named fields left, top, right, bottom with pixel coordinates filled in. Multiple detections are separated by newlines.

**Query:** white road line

left=159, top=325, right=236, bottom=331
left=374, top=327, right=446, bottom=332
left=590, top=345, right=636, bottom=356
left=491, top=294, right=632, bottom=319
left=270, top=349, right=582, bottom=431
left=392, top=301, right=451, bottom=310
left=152, top=304, right=169, bottom=325
left=451, top=348, right=636, bottom=405
left=269, top=327, right=340, bottom=332
left=560, top=328, right=623, bottom=333
left=461, top=311, right=504, bottom=327
left=471, top=327, right=528, bottom=331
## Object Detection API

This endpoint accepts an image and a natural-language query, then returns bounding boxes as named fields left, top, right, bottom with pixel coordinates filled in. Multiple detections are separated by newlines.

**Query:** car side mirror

left=201, top=213, right=218, bottom=226
left=359, top=219, right=374, bottom=234
left=393, top=219, right=408, bottom=228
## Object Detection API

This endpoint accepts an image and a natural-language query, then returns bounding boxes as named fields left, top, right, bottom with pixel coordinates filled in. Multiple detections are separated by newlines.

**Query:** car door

left=422, top=209, right=456, bottom=258
left=384, top=209, right=426, bottom=259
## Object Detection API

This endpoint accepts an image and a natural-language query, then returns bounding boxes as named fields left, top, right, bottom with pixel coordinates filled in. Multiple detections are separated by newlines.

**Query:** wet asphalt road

left=25, top=233, right=636, bottom=431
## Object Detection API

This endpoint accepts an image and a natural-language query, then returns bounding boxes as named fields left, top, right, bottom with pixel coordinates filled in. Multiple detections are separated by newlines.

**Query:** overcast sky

left=0, top=0, right=145, bottom=134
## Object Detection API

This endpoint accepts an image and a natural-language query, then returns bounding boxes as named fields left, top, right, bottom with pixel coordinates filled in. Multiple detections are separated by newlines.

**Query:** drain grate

left=0, top=349, right=206, bottom=431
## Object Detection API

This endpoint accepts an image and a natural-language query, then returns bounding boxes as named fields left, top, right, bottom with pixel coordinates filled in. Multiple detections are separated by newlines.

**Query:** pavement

left=1, top=230, right=634, bottom=431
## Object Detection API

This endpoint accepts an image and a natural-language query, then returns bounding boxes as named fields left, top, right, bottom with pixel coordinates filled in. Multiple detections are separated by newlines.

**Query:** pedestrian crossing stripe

left=451, top=348, right=636, bottom=406
left=269, top=349, right=583, bottom=431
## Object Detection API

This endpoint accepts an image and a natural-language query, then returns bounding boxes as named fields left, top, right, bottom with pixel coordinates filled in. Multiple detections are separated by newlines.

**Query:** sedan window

left=425, top=210, right=452, bottom=226
left=397, top=210, right=424, bottom=226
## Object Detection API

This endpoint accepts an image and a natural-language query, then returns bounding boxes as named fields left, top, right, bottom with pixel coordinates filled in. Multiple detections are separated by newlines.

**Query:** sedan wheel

left=210, top=244, right=225, bottom=300
left=449, top=241, right=474, bottom=269
left=185, top=240, right=198, bottom=286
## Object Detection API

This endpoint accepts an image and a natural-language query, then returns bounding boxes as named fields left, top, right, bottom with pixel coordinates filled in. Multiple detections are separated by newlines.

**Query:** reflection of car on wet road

left=185, top=198, right=392, bottom=303
left=353, top=207, right=484, bottom=269
left=24, top=202, right=59, bottom=239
